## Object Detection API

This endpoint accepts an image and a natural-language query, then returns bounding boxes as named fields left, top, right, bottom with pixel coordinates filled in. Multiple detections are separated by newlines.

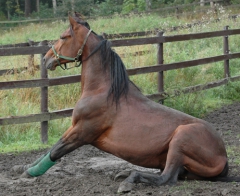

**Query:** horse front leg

left=11, top=139, right=61, bottom=175
left=14, top=125, right=85, bottom=178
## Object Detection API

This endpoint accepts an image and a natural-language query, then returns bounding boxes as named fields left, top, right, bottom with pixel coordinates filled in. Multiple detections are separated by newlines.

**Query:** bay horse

left=13, top=13, right=238, bottom=193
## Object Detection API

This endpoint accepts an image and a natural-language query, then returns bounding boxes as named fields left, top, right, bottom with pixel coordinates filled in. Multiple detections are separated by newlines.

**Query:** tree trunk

left=7, top=9, right=10, bottom=20
left=145, top=0, right=151, bottom=11
left=71, top=0, right=75, bottom=11
left=25, top=0, right=31, bottom=17
left=210, top=1, right=214, bottom=7
left=200, top=0, right=205, bottom=6
left=52, top=0, right=57, bottom=15
left=6, top=0, right=11, bottom=20
left=36, top=0, right=40, bottom=13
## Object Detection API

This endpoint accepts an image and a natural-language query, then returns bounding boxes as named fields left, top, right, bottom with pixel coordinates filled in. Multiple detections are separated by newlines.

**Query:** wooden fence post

left=175, top=7, right=179, bottom=19
left=39, top=40, right=48, bottom=143
left=28, top=39, right=35, bottom=75
left=223, top=26, right=230, bottom=78
left=102, top=32, right=107, bottom=39
left=157, top=31, right=164, bottom=103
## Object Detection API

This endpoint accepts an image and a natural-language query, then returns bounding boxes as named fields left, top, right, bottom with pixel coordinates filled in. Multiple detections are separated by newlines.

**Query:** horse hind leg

left=178, top=161, right=229, bottom=182
left=117, top=124, right=206, bottom=193
left=168, top=123, right=227, bottom=181
left=117, top=123, right=227, bottom=193
left=117, top=166, right=182, bottom=193
left=117, top=137, right=186, bottom=193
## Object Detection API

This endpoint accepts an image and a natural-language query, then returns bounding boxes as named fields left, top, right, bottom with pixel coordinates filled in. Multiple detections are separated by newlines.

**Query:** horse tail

left=208, top=176, right=240, bottom=182
left=206, top=162, right=240, bottom=182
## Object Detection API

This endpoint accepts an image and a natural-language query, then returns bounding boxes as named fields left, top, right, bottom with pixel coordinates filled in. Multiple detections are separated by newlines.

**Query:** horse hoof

left=117, top=181, right=134, bottom=193
left=11, top=165, right=25, bottom=174
left=114, top=170, right=131, bottom=181
left=20, top=171, right=33, bottom=178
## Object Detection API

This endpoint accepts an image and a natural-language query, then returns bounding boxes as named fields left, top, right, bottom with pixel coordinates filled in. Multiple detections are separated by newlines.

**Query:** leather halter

left=51, top=29, right=92, bottom=70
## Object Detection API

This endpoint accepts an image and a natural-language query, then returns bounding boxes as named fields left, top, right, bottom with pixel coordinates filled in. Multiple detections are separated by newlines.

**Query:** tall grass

left=1, top=6, right=240, bottom=153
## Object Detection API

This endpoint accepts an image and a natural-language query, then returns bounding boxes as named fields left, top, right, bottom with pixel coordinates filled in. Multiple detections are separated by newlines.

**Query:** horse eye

left=60, top=36, right=66, bottom=40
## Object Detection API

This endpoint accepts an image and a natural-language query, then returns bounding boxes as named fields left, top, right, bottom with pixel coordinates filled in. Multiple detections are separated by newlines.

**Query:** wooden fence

left=1, top=27, right=240, bottom=143
left=1, top=13, right=239, bottom=76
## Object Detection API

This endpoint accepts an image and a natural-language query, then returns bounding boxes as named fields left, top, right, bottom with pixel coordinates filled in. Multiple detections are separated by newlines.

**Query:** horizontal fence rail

left=1, top=52, right=240, bottom=90
left=0, top=75, right=81, bottom=90
left=2, top=28, right=240, bottom=56
left=1, top=26, right=240, bottom=143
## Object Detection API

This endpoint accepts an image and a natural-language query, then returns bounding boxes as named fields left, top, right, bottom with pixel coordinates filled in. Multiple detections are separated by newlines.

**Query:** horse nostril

left=42, top=57, right=47, bottom=65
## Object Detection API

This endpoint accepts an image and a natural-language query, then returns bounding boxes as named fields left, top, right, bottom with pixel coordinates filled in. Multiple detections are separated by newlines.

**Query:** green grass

left=0, top=13, right=187, bottom=45
left=0, top=118, right=71, bottom=153
left=226, top=145, right=240, bottom=166
left=1, top=7, right=240, bottom=153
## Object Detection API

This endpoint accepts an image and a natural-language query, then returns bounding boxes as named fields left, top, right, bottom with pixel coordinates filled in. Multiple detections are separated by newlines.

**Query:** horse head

left=43, top=13, right=92, bottom=70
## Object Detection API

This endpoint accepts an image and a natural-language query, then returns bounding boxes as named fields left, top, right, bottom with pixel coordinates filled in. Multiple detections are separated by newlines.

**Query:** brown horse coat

left=14, top=13, right=231, bottom=193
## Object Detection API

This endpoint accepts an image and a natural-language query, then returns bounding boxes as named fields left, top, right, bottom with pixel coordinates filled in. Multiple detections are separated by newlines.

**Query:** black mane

left=99, top=40, right=130, bottom=105
left=71, top=13, right=130, bottom=105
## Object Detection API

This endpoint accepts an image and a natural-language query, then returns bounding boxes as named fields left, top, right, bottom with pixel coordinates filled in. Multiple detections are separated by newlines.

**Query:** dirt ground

left=0, top=102, right=240, bottom=196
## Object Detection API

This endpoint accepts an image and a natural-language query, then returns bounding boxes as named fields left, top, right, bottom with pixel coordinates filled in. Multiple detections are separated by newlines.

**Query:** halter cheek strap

left=51, top=29, right=92, bottom=70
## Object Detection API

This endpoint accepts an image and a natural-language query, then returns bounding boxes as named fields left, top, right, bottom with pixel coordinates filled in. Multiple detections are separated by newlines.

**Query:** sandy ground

left=0, top=102, right=240, bottom=196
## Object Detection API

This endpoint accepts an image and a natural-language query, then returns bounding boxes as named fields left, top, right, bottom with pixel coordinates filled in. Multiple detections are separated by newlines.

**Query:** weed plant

left=0, top=7, right=240, bottom=153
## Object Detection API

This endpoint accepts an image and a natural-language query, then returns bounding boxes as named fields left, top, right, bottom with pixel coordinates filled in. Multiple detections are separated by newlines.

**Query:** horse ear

left=69, top=15, right=78, bottom=30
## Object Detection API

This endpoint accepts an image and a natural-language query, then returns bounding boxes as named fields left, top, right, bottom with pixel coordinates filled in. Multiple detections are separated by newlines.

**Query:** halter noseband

left=51, top=29, right=92, bottom=70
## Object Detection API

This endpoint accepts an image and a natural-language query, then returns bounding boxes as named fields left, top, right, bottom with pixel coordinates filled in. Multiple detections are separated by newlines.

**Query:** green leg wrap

left=27, top=152, right=56, bottom=177
left=21, top=154, right=46, bottom=172
left=29, top=154, right=46, bottom=167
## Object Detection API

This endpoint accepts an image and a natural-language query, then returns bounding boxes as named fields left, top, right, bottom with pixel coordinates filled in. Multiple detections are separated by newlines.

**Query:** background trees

left=0, top=0, right=236, bottom=20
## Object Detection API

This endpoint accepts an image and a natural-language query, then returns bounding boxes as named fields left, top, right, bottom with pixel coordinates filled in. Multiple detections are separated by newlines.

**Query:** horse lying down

left=12, top=13, right=240, bottom=193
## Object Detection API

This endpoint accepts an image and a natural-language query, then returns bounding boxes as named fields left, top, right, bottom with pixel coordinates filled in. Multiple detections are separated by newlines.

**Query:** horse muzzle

left=43, top=56, right=57, bottom=71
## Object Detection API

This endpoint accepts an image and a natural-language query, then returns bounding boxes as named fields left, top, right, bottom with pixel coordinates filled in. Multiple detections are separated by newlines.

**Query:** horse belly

left=93, top=125, right=170, bottom=169
left=93, top=98, right=196, bottom=169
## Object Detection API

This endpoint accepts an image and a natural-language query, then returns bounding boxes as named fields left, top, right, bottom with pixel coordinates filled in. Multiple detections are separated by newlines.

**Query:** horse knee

left=49, top=139, right=69, bottom=161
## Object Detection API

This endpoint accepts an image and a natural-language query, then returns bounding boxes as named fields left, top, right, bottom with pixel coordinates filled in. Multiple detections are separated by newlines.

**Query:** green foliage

left=121, top=0, right=149, bottom=14
left=230, top=0, right=239, bottom=4
left=122, top=0, right=136, bottom=14
left=93, top=0, right=122, bottom=16
left=184, top=0, right=195, bottom=3
left=6, top=0, right=13, bottom=10
left=172, top=0, right=184, bottom=4
left=0, top=11, right=7, bottom=21
left=14, top=1, right=24, bottom=16
left=137, top=0, right=146, bottom=12
left=0, top=0, right=238, bottom=20
left=3, top=0, right=26, bottom=20
left=56, top=0, right=95, bottom=17
left=165, top=92, right=207, bottom=118
left=31, top=3, right=54, bottom=19
left=216, top=81, right=240, bottom=101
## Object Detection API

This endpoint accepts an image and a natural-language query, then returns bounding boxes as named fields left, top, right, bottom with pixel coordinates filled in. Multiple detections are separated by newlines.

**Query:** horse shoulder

left=72, top=93, right=115, bottom=127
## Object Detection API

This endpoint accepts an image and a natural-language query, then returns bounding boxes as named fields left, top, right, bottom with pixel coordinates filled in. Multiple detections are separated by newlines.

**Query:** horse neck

left=80, top=38, right=110, bottom=96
